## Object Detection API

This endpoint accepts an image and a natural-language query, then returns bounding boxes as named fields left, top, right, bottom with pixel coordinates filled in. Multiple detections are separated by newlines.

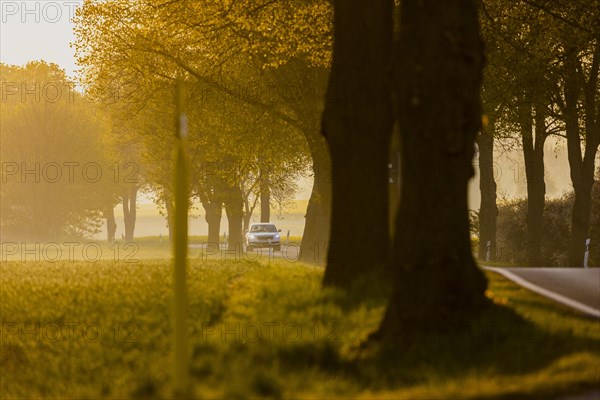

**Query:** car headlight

left=274, top=234, right=280, bottom=239
left=249, top=234, right=256, bottom=239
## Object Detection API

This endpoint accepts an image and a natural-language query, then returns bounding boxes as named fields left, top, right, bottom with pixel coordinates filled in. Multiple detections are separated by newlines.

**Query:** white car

left=245, top=223, right=281, bottom=251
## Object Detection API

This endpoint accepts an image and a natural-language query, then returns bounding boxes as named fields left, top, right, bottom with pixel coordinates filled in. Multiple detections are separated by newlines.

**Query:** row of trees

left=72, top=0, right=597, bottom=335
left=320, top=0, right=598, bottom=335
left=0, top=60, right=305, bottom=243
left=72, top=0, right=321, bottom=251
left=70, top=0, right=484, bottom=337
left=478, top=0, right=599, bottom=268
left=78, top=0, right=488, bottom=332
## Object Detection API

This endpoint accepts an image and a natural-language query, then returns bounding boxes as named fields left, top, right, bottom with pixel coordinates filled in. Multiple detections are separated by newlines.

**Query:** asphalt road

left=484, top=267, right=600, bottom=318
left=558, top=390, right=600, bottom=400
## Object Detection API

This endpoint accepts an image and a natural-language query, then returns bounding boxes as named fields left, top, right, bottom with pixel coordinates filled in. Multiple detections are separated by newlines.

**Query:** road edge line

left=482, top=266, right=600, bottom=319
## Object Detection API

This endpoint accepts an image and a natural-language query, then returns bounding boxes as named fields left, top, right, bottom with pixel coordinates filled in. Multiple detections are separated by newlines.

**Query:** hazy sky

left=0, top=0, right=80, bottom=76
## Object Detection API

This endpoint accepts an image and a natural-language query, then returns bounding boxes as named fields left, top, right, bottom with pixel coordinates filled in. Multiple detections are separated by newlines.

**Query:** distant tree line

left=478, top=0, right=599, bottom=268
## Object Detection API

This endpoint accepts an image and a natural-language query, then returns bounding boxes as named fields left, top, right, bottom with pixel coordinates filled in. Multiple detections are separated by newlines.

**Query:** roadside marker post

left=584, top=238, right=590, bottom=269
left=172, top=78, right=190, bottom=397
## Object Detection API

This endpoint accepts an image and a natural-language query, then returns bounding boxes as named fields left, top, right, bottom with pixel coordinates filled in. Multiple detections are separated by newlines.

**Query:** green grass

left=1, top=258, right=598, bottom=399
left=0, top=237, right=305, bottom=264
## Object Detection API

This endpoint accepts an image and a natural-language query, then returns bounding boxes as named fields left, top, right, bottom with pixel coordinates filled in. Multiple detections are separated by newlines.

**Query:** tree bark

left=205, top=202, right=223, bottom=245
left=104, top=205, right=117, bottom=243
left=224, top=183, right=244, bottom=253
left=477, top=115, right=497, bottom=261
left=165, top=195, right=174, bottom=242
left=519, top=95, right=546, bottom=266
left=388, top=126, right=401, bottom=237
left=565, top=45, right=600, bottom=267
left=379, top=0, right=488, bottom=337
left=320, top=0, right=393, bottom=288
left=260, top=167, right=270, bottom=223
left=243, top=208, right=252, bottom=233
left=299, top=128, right=332, bottom=264
left=122, top=184, right=137, bottom=242
left=197, top=176, right=224, bottom=246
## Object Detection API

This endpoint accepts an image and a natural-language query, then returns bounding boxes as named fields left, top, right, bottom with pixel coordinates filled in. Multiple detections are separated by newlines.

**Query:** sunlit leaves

left=0, top=62, right=114, bottom=240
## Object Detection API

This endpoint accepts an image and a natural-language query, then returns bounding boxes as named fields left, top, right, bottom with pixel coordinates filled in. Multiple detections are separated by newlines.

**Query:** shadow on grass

left=143, top=265, right=598, bottom=399
left=324, top=267, right=394, bottom=311
left=272, top=304, right=599, bottom=398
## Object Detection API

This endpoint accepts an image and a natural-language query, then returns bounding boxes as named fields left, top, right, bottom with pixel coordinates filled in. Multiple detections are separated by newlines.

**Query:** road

left=483, top=267, right=600, bottom=319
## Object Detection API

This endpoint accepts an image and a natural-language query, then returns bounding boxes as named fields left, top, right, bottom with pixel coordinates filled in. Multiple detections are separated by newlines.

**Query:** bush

left=497, top=192, right=574, bottom=267
left=495, top=187, right=599, bottom=267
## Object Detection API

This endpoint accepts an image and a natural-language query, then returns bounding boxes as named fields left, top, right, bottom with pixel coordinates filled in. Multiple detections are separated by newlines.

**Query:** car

left=245, top=223, right=281, bottom=251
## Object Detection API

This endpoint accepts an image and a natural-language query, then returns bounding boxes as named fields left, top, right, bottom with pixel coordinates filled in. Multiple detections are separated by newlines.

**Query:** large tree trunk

left=379, top=0, right=488, bottom=337
left=299, top=129, right=332, bottom=264
left=388, top=126, right=401, bottom=237
left=565, top=46, right=599, bottom=268
left=224, top=184, right=244, bottom=253
left=122, top=184, right=137, bottom=242
left=477, top=115, right=497, bottom=261
left=519, top=97, right=546, bottom=266
left=320, top=0, right=393, bottom=288
left=104, top=205, right=117, bottom=243
left=260, top=167, right=270, bottom=223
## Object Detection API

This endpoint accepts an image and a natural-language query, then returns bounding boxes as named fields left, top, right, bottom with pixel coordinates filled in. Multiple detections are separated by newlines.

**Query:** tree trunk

left=570, top=187, right=594, bottom=267
left=122, top=184, right=137, bottom=242
left=320, top=0, right=393, bottom=288
left=299, top=130, right=332, bottom=264
left=198, top=178, right=224, bottom=246
left=203, top=201, right=222, bottom=245
left=265, top=61, right=332, bottom=264
left=388, top=126, right=401, bottom=237
left=243, top=210, right=252, bottom=233
left=519, top=96, right=546, bottom=266
left=379, top=0, right=488, bottom=337
left=165, top=196, right=174, bottom=242
left=565, top=45, right=599, bottom=267
left=477, top=115, right=497, bottom=261
left=224, top=184, right=244, bottom=253
left=104, top=205, right=117, bottom=243
left=260, top=167, right=270, bottom=223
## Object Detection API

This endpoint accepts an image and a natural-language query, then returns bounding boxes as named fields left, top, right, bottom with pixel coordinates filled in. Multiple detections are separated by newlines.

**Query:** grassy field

left=0, top=236, right=306, bottom=263
left=1, top=256, right=598, bottom=399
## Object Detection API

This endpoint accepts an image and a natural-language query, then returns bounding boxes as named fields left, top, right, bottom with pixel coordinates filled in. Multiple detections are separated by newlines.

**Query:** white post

left=485, top=240, right=491, bottom=262
left=584, top=238, right=590, bottom=269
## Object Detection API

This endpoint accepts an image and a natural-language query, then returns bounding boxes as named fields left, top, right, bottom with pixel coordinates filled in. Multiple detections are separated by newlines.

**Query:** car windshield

left=251, top=224, right=277, bottom=233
